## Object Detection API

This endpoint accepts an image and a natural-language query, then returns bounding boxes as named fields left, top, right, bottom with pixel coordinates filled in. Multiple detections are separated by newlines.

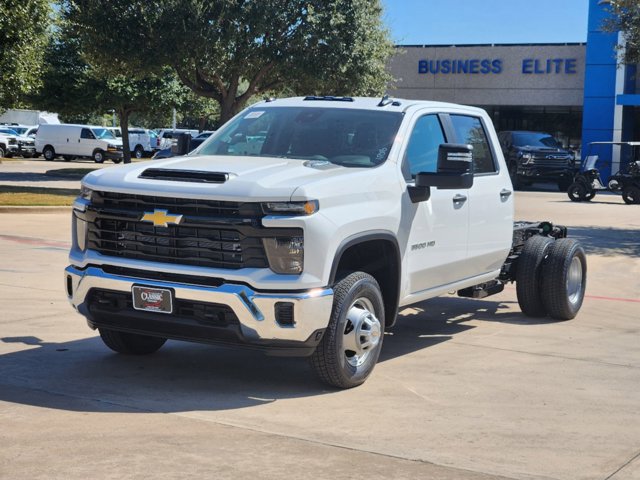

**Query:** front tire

left=134, top=145, right=144, bottom=159
left=93, top=149, right=105, bottom=163
left=540, top=239, right=587, bottom=320
left=516, top=236, right=554, bottom=317
left=310, top=272, right=385, bottom=389
left=567, top=183, right=585, bottom=202
left=99, top=328, right=167, bottom=355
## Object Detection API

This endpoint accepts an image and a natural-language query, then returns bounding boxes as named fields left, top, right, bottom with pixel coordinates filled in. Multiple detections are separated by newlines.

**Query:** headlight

left=79, top=185, right=93, bottom=201
left=520, top=153, right=533, bottom=165
left=263, top=236, right=304, bottom=274
left=262, top=200, right=319, bottom=216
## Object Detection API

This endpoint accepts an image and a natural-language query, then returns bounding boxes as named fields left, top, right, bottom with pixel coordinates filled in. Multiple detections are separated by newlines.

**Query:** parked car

left=157, top=128, right=200, bottom=149
left=0, top=131, right=19, bottom=158
left=107, top=127, right=160, bottom=158
left=35, top=124, right=123, bottom=163
left=498, top=131, right=576, bottom=191
left=0, top=127, right=36, bottom=158
left=194, top=130, right=215, bottom=140
left=152, top=134, right=207, bottom=159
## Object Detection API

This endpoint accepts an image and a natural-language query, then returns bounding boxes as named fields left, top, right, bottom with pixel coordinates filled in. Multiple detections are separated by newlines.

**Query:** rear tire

left=99, top=328, right=167, bottom=355
left=516, top=236, right=554, bottom=317
left=622, top=185, right=640, bottom=204
left=310, top=272, right=385, bottom=389
left=43, top=146, right=55, bottom=161
left=540, top=239, right=587, bottom=320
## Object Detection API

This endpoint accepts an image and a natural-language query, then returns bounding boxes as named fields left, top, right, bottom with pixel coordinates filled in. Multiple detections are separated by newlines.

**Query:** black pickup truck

left=498, top=131, right=576, bottom=191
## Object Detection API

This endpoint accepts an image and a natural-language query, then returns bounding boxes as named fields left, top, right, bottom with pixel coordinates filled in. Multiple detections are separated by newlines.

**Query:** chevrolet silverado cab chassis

left=65, top=96, right=587, bottom=388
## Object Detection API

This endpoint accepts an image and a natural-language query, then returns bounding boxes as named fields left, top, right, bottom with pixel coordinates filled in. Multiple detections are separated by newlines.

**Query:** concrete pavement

left=0, top=192, right=639, bottom=480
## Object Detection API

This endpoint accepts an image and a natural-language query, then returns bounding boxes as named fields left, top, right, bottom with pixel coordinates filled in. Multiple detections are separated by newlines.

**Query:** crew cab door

left=449, top=114, right=513, bottom=275
left=401, top=113, right=471, bottom=294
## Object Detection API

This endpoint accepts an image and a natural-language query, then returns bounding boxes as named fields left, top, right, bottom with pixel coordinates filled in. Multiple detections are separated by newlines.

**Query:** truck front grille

left=85, top=191, right=301, bottom=270
left=530, top=156, right=572, bottom=168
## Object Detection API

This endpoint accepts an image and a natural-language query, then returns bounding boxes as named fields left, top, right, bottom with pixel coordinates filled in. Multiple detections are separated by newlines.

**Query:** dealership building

left=387, top=0, right=639, bottom=180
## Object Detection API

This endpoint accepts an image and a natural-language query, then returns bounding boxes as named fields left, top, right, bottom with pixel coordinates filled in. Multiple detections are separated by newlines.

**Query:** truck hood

left=82, top=154, right=357, bottom=201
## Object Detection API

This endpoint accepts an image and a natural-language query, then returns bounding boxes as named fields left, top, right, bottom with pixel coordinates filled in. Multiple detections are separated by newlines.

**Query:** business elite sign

left=418, top=58, right=578, bottom=75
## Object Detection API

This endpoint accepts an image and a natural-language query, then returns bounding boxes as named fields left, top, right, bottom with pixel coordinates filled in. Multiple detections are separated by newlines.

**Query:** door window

left=80, top=128, right=94, bottom=139
left=404, top=115, right=446, bottom=177
left=450, top=115, right=496, bottom=174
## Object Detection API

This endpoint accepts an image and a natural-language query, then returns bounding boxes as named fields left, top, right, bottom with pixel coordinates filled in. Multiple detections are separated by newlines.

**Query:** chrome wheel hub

left=567, top=256, right=583, bottom=305
left=343, top=297, right=381, bottom=367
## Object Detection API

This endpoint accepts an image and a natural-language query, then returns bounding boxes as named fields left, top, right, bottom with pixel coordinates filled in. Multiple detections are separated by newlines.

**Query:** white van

left=107, top=127, right=160, bottom=158
left=35, top=124, right=124, bottom=163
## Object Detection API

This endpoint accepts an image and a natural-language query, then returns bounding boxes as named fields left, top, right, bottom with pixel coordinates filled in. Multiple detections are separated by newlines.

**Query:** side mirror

left=416, top=143, right=474, bottom=189
left=408, top=144, right=474, bottom=203
left=172, top=133, right=192, bottom=155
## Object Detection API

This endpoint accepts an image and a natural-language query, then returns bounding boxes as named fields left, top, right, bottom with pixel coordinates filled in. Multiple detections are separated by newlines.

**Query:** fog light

left=263, top=236, right=304, bottom=274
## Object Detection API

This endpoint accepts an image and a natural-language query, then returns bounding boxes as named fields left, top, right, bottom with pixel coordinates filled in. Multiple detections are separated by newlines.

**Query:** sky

left=381, top=0, right=590, bottom=45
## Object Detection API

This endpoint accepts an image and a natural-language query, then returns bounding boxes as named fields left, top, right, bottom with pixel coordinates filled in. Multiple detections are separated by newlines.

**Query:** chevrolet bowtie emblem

left=140, top=209, right=183, bottom=227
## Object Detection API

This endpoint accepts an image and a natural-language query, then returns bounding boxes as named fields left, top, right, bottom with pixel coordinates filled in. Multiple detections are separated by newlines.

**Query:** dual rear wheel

left=516, top=236, right=587, bottom=320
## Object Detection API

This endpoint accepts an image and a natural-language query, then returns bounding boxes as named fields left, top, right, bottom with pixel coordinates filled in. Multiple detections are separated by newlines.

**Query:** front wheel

left=540, top=239, right=587, bottom=320
left=310, top=272, right=385, bottom=389
left=93, top=149, right=105, bottom=163
left=622, top=185, right=640, bottom=204
left=567, top=183, right=586, bottom=202
left=99, top=328, right=167, bottom=354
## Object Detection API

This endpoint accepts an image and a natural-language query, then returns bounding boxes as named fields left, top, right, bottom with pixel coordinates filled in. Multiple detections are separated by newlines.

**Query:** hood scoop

left=139, top=168, right=229, bottom=183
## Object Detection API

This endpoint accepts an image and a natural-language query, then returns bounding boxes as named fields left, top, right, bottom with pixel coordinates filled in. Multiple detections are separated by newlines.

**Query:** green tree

left=606, top=0, right=640, bottom=64
left=33, top=14, right=189, bottom=163
left=0, top=0, right=51, bottom=110
left=70, top=0, right=394, bottom=123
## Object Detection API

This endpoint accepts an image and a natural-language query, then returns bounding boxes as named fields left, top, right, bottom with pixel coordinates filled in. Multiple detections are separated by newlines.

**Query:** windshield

left=92, top=128, right=116, bottom=140
left=0, top=128, right=19, bottom=136
left=12, top=127, right=28, bottom=135
left=198, top=106, right=404, bottom=167
left=512, top=132, right=562, bottom=149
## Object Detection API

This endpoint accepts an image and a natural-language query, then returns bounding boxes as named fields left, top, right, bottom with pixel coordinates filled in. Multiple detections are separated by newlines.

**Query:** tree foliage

left=606, top=0, right=640, bottom=64
left=70, top=0, right=394, bottom=123
left=34, top=8, right=189, bottom=162
left=0, top=0, right=51, bottom=110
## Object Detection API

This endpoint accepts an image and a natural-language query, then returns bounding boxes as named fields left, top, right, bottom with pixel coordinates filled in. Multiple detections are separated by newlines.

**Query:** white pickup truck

left=65, top=96, right=587, bottom=388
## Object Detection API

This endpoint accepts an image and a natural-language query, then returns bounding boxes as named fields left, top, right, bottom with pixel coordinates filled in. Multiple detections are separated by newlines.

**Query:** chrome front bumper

left=65, top=265, right=334, bottom=349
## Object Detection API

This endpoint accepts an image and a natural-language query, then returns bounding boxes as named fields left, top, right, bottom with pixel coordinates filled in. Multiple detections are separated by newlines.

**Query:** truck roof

left=253, top=96, right=487, bottom=114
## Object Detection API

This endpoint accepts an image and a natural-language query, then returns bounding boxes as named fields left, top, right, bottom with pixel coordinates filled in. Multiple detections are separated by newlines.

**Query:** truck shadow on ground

left=563, top=226, right=640, bottom=257
left=0, top=296, right=547, bottom=413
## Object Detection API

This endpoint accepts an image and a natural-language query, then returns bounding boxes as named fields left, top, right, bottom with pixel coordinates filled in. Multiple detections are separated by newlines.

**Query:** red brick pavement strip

left=0, top=206, right=71, bottom=213
left=0, top=234, right=71, bottom=249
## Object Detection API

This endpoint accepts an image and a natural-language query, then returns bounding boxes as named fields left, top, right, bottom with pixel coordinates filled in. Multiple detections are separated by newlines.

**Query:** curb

left=0, top=206, right=72, bottom=213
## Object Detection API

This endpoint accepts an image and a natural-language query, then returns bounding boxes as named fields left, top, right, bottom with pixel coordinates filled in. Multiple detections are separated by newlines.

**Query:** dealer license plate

left=132, top=286, right=173, bottom=314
